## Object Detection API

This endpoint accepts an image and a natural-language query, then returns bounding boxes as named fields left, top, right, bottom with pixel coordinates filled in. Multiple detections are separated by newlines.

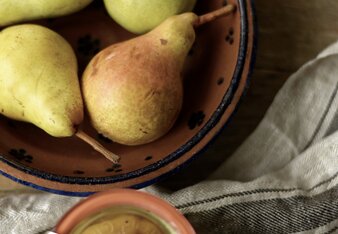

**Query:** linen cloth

left=1, top=40, right=338, bottom=233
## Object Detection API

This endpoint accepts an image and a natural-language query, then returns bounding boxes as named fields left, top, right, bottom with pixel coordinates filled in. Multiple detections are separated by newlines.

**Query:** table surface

left=160, top=0, right=338, bottom=190
left=1, top=0, right=338, bottom=192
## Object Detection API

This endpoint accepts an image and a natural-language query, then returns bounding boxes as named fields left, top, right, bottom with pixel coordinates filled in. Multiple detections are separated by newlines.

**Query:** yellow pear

left=0, top=24, right=119, bottom=163
left=0, top=0, right=93, bottom=27
left=0, top=24, right=82, bottom=137
left=103, top=0, right=196, bottom=34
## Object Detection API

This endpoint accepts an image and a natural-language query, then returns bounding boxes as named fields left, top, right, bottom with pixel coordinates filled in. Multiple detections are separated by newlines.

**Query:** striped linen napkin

left=1, top=40, right=338, bottom=234
left=143, top=40, right=338, bottom=233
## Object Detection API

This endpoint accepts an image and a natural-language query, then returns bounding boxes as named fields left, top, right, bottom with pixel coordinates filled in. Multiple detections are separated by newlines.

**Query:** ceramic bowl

left=0, top=0, right=256, bottom=196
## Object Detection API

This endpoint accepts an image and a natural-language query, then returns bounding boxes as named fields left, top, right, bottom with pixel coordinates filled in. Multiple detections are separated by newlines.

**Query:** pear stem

left=75, top=130, right=120, bottom=164
left=194, top=4, right=236, bottom=28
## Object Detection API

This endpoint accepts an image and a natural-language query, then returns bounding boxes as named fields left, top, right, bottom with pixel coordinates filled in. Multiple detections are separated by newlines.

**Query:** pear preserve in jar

left=55, top=189, right=195, bottom=234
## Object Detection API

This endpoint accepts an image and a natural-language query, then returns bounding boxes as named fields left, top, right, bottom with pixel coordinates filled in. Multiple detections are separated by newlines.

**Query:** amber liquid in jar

left=70, top=205, right=176, bottom=234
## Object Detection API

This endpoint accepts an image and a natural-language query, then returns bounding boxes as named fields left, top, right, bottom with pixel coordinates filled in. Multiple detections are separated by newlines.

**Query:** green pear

left=0, top=0, right=93, bottom=27
left=0, top=24, right=83, bottom=137
left=103, top=0, right=196, bottom=34
left=0, top=24, right=120, bottom=162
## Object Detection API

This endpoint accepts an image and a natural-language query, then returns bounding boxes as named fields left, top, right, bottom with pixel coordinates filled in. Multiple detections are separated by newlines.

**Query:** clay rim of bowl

left=0, top=0, right=257, bottom=196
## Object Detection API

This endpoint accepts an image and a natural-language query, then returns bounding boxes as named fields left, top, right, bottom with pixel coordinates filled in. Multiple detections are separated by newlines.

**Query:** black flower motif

left=145, top=155, right=153, bottom=161
left=188, top=111, right=206, bottom=130
left=225, top=27, right=234, bottom=45
left=9, top=149, right=33, bottom=163
left=73, top=170, right=85, bottom=175
left=106, top=164, right=122, bottom=173
left=77, top=34, right=101, bottom=58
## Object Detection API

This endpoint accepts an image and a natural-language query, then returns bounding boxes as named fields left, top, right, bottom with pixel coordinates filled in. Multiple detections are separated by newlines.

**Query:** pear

left=82, top=5, right=236, bottom=146
left=0, top=24, right=119, bottom=163
left=103, top=0, right=196, bottom=34
left=0, top=0, right=93, bottom=27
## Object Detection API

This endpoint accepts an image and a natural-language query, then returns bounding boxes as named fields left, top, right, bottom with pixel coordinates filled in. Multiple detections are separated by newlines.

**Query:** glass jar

left=55, top=189, right=195, bottom=234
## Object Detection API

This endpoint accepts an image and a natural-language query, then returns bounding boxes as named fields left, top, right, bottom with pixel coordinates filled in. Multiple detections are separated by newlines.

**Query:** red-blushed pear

left=82, top=5, right=236, bottom=146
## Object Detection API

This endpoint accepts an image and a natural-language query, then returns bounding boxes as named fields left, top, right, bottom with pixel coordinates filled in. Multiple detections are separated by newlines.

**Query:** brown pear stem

left=194, top=4, right=236, bottom=28
left=75, top=130, right=120, bottom=164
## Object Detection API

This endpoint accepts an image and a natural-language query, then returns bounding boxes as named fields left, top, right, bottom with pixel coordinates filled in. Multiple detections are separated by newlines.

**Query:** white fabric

left=1, top=41, right=338, bottom=234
